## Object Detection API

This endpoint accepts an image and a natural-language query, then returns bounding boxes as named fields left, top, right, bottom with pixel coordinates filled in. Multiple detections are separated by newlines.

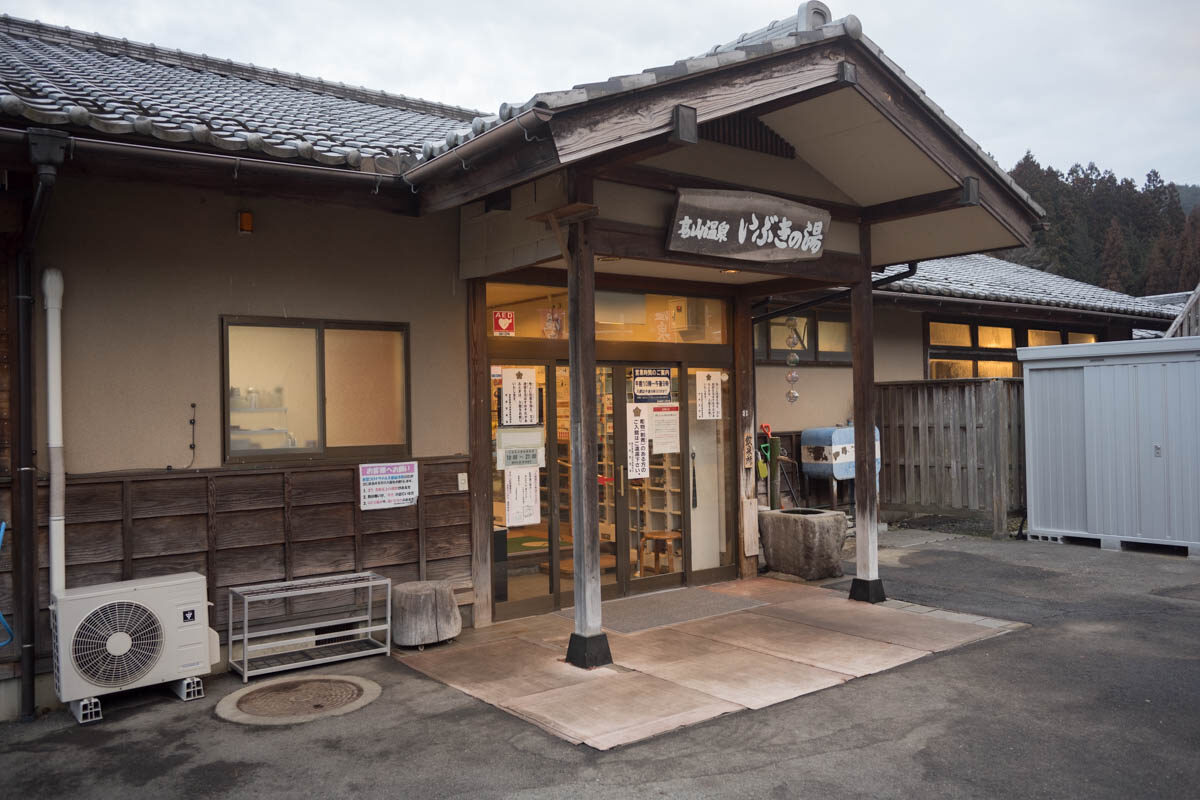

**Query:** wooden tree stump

left=392, top=580, right=462, bottom=648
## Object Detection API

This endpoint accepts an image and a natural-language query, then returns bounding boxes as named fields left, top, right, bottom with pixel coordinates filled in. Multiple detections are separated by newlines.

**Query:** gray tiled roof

left=878, top=253, right=1178, bottom=321
left=0, top=7, right=1044, bottom=222
left=0, top=15, right=474, bottom=169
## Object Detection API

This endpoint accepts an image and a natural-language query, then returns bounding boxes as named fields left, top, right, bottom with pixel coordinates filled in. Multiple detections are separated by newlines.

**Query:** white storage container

left=1018, top=337, right=1200, bottom=556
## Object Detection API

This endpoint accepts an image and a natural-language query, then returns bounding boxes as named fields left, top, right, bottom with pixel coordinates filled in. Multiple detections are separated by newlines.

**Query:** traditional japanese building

left=0, top=4, right=1071, bottom=715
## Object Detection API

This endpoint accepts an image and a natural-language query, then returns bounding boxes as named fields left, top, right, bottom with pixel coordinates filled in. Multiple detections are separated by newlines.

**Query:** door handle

left=618, top=465, right=625, bottom=497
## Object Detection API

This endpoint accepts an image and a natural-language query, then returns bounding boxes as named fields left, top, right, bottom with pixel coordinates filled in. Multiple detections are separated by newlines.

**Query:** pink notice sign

left=359, top=461, right=419, bottom=511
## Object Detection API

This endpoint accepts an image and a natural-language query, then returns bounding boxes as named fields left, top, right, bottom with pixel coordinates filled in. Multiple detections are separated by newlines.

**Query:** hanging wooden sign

left=667, top=188, right=831, bottom=262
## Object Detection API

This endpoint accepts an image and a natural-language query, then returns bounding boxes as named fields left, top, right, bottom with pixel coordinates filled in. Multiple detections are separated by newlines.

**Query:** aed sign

left=492, top=310, right=516, bottom=336
left=667, top=188, right=831, bottom=263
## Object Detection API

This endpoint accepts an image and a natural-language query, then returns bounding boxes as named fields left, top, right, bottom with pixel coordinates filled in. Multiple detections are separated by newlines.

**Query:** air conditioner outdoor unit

left=52, top=571, right=218, bottom=723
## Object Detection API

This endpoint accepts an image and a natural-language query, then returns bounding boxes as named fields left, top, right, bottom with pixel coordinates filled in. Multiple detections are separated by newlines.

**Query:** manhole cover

left=217, top=674, right=380, bottom=726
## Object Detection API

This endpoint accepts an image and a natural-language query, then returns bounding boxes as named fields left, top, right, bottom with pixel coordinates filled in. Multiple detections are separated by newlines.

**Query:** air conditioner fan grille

left=72, top=600, right=164, bottom=687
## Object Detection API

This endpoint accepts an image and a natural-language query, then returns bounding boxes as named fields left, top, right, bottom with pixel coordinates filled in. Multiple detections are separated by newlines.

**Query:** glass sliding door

left=490, top=363, right=559, bottom=619
left=620, top=367, right=686, bottom=592
left=687, top=368, right=737, bottom=577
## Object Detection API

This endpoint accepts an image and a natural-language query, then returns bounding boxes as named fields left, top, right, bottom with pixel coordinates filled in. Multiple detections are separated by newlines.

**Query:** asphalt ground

left=2, top=533, right=1198, bottom=799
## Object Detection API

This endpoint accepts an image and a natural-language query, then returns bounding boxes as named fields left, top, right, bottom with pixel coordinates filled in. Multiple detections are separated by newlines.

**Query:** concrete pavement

left=2, top=533, right=1198, bottom=799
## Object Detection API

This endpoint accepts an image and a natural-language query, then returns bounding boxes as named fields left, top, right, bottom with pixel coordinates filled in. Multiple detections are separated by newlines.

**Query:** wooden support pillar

left=565, top=196, right=611, bottom=668
left=733, top=294, right=759, bottom=577
left=849, top=228, right=884, bottom=603
left=467, top=278, right=494, bottom=627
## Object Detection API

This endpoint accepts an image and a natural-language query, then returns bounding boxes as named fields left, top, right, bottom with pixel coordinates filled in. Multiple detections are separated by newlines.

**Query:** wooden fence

left=875, top=379, right=1024, bottom=535
left=1165, top=284, right=1200, bottom=338
left=0, top=457, right=472, bottom=673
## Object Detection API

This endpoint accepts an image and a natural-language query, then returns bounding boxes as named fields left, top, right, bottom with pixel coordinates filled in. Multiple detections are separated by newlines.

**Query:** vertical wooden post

left=849, top=227, right=884, bottom=603
left=467, top=277, right=494, bottom=627
left=768, top=436, right=781, bottom=510
left=565, top=189, right=611, bottom=668
left=733, top=294, right=758, bottom=578
left=991, top=380, right=1010, bottom=539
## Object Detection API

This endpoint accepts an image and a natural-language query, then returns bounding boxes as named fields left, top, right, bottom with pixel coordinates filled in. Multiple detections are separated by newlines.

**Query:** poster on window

left=627, top=404, right=650, bottom=479
left=359, top=461, right=418, bottom=511
left=632, top=368, right=671, bottom=403
left=504, top=465, right=541, bottom=527
left=500, top=367, right=538, bottom=426
left=696, top=370, right=723, bottom=420
left=650, top=403, right=680, bottom=454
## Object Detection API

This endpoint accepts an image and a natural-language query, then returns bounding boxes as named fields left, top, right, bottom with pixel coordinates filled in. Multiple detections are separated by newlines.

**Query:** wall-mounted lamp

left=237, top=210, right=254, bottom=235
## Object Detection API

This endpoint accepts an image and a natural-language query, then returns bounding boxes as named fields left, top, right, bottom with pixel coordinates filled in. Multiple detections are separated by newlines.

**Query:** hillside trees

left=1000, top=154, right=1198, bottom=295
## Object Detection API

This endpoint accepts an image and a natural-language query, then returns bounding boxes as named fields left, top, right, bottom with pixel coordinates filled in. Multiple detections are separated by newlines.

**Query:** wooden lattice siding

left=1165, top=284, right=1200, bottom=338
left=875, top=379, right=1025, bottom=519
left=699, top=113, right=796, bottom=159
left=0, top=457, right=471, bottom=667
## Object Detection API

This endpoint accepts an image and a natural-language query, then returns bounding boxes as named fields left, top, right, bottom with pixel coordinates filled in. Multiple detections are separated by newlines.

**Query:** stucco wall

left=33, top=175, right=467, bottom=474
left=756, top=306, right=923, bottom=431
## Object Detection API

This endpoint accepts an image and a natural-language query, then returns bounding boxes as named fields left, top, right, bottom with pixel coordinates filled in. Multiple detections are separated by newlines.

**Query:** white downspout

left=43, top=268, right=65, bottom=599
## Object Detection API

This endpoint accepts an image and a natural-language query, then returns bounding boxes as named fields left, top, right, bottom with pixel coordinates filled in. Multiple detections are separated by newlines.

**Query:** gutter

left=15, top=128, right=68, bottom=721
left=0, top=127, right=413, bottom=194
left=752, top=262, right=918, bottom=324
left=400, top=107, right=554, bottom=188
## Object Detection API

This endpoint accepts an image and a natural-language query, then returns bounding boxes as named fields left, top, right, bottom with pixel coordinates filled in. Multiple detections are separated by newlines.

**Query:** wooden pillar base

left=566, top=632, right=613, bottom=669
left=848, top=577, right=886, bottom=604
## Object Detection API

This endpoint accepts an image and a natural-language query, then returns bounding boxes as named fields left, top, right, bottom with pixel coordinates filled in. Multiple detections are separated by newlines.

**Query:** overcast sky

left=6, top=0, right=1199, bottom=184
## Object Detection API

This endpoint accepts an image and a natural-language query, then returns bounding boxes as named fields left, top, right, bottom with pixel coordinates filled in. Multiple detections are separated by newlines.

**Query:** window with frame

left=926, top=318, right=1101, bottom=379
left=755, top=311, right=851, bottom=365
left=224, top=317, right=410, bottom=461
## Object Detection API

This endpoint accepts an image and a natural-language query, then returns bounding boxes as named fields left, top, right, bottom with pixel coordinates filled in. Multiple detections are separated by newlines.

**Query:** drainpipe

left=751, top=262, right=919, bottom=324
left=15, top=128, right=68, bottom=721
left=42, top=268, right=64, bottom=599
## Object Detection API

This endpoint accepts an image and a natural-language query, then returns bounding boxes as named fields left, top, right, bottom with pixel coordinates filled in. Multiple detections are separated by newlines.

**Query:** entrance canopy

left=437, top=5, right=1045, bottom=656
left=402, top=5, right=1043, bottom=291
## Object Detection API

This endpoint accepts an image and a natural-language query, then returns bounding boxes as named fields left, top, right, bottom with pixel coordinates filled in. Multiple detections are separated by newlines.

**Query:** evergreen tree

left=1143, top=232, right=1178, bottom=295
left=1099, top=218, right=1132, bottom=292
left=1175, top=208, right=1200, bottom=292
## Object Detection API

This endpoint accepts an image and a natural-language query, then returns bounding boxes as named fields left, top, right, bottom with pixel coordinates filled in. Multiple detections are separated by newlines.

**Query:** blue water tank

left=799, top=425, right=881, bottom=480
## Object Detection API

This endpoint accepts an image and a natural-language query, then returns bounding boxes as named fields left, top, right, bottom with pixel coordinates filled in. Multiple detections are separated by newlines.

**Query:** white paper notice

left=650, top=403, right=680, bottom=454
left=696, top=370, right=723, bottom=420
left=501, top=368, right=538, bottom=426
left=498, top=446, right=546, bottom=470
left=627, top=404, right=650, bottom=479
left=359, top=462, right=418, bottom=511
left=504, top=465, right=541, bottom=527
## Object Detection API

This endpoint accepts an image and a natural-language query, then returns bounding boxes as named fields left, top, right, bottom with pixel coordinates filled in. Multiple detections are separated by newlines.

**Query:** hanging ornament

left=786, top=389, right=800, bottom=403
left=785, top=316, right=798, bottom=328
left=786, top=332, right=800, bottom=348
left=785, top=369, right=800, bottom=384
left=786, top=352, right=800, bottom=367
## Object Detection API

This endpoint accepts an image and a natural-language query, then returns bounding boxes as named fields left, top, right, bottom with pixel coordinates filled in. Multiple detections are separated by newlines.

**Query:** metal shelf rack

left=228, top=572, right=391, bottom=682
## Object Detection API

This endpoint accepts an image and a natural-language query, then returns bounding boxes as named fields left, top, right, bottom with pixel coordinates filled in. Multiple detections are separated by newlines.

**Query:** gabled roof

left=877, top=253, right=1178, bottom=321
left=0, top=15, right=474, bottom=169
left=0, top=9, right=1043, bottom=226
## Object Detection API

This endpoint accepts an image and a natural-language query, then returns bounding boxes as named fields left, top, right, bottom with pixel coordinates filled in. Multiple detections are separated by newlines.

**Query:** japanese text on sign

left=632, top=367, right=672, bottom=402
left=498, top=446, right=545, bottom=470
left=627, top=404, right=650, bottom=479
left=500, top=368, right=538, bottom=426
left=696, top=371, right=722, bottom=420
left=650, top=404, right=680, bottom=454
left=359, top=461, right=418, bottom=511
left=504, top=465, right=540, bottom=527
left=667, top=188, right=831, bottom=263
